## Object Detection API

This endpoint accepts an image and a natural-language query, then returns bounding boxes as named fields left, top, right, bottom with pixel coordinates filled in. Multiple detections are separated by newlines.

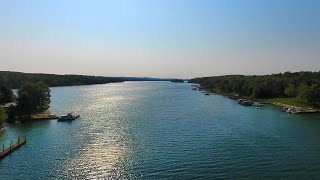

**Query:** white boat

left=286, top=108, right=301, bottom=114
left=253, top=102, right=264, bottom=107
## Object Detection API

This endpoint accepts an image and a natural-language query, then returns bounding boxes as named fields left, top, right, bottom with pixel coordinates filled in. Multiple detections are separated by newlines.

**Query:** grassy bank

left=258, top=98, right=316, bottom=109
left=207, top=87, right=315, bottom=109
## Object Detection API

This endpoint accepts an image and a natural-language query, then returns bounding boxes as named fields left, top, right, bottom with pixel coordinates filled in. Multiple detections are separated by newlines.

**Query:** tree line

left=189, top=71, right=320, bottom=106
left=0, top=71, right=178, bottom=89
left=0, top=71, right=125, bottom=89
left=0, top=82, right=51, bottom=126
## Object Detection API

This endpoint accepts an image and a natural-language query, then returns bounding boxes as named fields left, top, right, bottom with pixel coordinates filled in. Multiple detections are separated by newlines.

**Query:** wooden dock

left=0, top=137, right=26, bottom=159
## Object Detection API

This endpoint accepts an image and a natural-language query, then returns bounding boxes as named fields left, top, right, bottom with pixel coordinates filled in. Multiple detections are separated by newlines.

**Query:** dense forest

left=0, top=71, right=125, bottom=89
left=0, top=71, right=178, bottom=89
left=189, top=71, right=320, bottom=106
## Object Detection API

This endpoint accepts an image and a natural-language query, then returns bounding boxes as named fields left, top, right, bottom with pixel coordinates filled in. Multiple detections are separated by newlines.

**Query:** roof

left=0, top=102, right=16, bottom=108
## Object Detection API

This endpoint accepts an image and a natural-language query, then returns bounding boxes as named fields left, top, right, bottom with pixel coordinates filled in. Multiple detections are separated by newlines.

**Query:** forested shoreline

left=0, top=71, right=125, bottom=89
left=189, top=71, right=320, bottom=107
left=0, top=71, right=178, bottom=89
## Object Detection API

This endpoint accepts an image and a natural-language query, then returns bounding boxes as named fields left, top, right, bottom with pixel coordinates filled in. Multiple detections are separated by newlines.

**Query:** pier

left=0, top=136, right=26, bottom=159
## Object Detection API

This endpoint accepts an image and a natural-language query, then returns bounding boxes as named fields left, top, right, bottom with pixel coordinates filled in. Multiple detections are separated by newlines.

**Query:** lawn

left=260, top=98, right=313, bottom=108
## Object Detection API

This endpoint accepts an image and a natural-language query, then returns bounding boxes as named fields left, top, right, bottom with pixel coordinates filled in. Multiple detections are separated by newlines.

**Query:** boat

left=285, top=108, right=302, bottom=114
left=58, top=113, right=80, bottom=121
left=253, top=102, right=264, bottom=107
left=237, top=99, right=253, bottom=106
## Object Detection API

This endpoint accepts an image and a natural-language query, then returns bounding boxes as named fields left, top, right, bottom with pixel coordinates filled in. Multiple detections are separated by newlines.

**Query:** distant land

left=170, top=79, right=185, bottom=83
left=121, top=77, right=181, bottom=82
left=0, top=71, right=180, bottom=89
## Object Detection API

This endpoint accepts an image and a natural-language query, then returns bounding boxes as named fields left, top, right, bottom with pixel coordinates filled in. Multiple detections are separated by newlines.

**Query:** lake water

left=1, top=82, right=320, bottom=179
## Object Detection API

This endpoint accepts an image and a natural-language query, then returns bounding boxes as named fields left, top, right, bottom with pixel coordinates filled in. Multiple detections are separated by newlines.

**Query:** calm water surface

left=1, top=82, right=320, bottom=179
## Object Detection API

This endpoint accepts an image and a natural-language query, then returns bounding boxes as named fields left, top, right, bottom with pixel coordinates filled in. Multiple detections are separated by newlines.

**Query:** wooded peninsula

left=189, top=71, right=320, bottom=108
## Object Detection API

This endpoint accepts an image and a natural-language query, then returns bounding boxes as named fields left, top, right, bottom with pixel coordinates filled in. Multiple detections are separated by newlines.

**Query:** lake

left=1, top=82, right=320, bottom=179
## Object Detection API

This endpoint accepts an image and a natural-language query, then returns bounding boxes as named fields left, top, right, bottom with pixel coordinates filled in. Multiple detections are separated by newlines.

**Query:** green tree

left=298, top=85, right=320, bottom=106
left=0, top=85, right=14, bottom=104
left=6, top=105, right=17, bottom=121
left=37, top=82, right=51, bottom=111
left=284, top=84, right=297, bottom=97
left=0, top=107, right=7, bottom=127
left=310, top=86, right=320, bottom=106
left=16, top=91, right=33, bottom=116
left=16, top=82, right=51, bottom=116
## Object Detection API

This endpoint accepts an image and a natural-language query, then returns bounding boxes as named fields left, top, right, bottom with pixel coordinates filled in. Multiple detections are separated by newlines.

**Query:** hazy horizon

left=3, top=70, right=320, bottom=80
left=1, top=0, right=319, bottom=79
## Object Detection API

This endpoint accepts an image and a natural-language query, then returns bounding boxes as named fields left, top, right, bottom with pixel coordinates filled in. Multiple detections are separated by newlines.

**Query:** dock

left=31, top=113, right=58, bottom=121
left=0, top=137, right=26, bottom=159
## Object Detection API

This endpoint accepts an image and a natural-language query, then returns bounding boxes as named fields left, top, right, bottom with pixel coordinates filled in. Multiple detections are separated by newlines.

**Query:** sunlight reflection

left=59, top=85, right=139, bottom=179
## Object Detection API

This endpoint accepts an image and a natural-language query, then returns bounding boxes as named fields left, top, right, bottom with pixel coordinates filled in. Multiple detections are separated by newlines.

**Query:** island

left=171, top=79, right=185, bottom=83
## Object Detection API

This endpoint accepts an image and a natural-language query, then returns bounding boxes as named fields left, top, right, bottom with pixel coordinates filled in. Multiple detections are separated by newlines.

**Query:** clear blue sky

left=0, top=0, right=319, bottom=78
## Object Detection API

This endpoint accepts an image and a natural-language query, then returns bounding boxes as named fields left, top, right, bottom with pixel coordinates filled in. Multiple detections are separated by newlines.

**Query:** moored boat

left=237, top=99, right=253, bottom=106
left=58, top=113, right=80, bottom=122
left=285, top=108, right=302, bottom=114
left=253, top=102, right=264, bottom=107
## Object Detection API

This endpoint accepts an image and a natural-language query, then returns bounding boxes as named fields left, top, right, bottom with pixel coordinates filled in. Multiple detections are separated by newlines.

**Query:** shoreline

left=194, top=84, right=319, bottom=114
left=257, top=101, right=319, bottom=113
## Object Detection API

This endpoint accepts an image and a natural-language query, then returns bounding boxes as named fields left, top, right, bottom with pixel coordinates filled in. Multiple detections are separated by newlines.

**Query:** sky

left=0, top=0, right=319, bottom=78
